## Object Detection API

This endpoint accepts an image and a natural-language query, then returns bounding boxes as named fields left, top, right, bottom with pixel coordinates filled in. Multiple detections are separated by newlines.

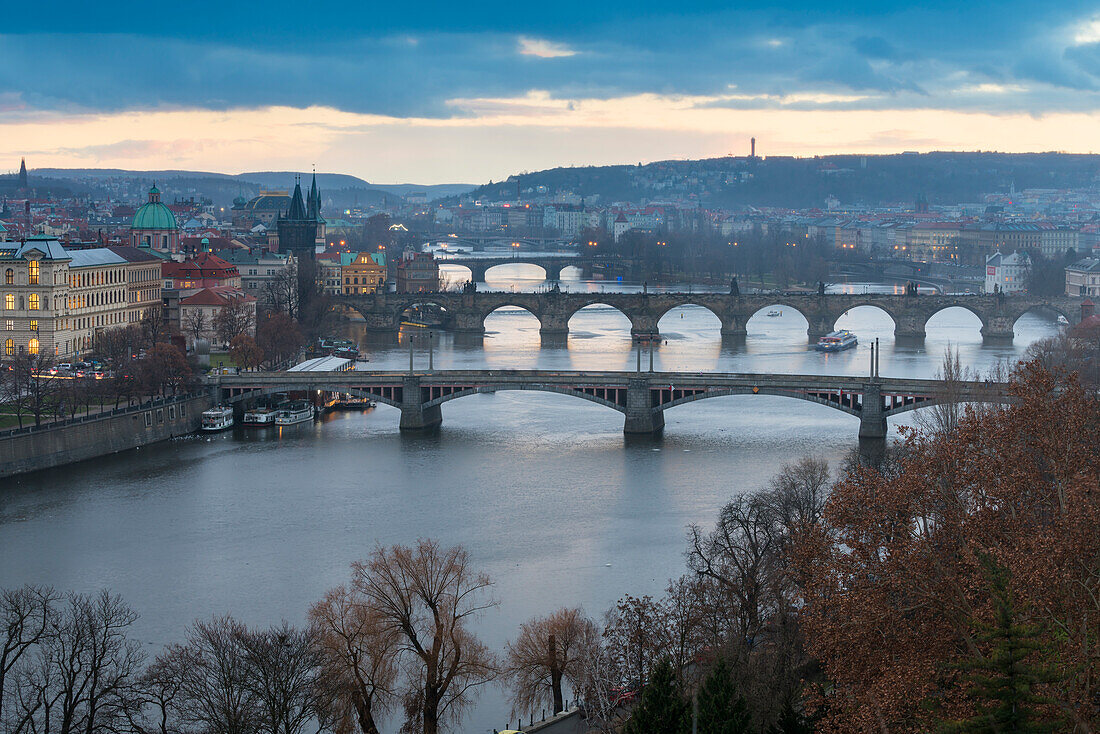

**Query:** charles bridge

left=436, top=254, right=599, bottom=282
left=211, top=368, right=1011, bottom=445
left=337, top=291, right=1087, bottom=342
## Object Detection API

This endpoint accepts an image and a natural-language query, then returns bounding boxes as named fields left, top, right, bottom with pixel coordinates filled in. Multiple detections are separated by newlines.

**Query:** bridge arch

left=482, top=261, right=550, bottom=282
left=220, top=386, right=405, bottom=410
left=566, top=302, right=635, bottom=336
left=422, top=384, right=628, bottom=412
left=885, top=394, right=1013, bottom=418
left=833, top=303, right=898, bottom=337
left=1009, top=303, right=1073, bottom=328
left=481, top=304, right=544, bottom=335
left=923, top=303, right=989, bottom=339
left=653, top=386, right=863, bottom=417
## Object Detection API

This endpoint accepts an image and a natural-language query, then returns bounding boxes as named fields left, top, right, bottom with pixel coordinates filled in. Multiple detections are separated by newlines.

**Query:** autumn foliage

left=796, top=363, right=1100, bottom=732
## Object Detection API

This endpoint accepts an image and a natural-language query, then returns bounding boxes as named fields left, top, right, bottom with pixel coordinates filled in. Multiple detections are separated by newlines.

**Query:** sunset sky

left=5, top=1, right=1100, bottom=183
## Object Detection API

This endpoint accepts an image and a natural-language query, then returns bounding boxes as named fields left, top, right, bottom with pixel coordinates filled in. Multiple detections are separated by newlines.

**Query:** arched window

left=28, top=294, right=39, bottom=310
left=28, top=338, right=38, bottom=355
left=3, top=294, right=12, bottom=310
left=4, top=269, right=11, bottom=285
left=4, top=338, right=12, bottom=356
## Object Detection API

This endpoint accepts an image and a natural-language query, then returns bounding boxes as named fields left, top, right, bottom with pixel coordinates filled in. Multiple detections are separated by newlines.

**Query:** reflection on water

left=0, top=266, right=1061, bottom=733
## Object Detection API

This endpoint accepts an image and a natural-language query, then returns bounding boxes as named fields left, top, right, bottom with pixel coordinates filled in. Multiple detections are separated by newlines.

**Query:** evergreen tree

left=623, top=659, right=689, bottom=734
left=938, top=555, right=1061, bottom=734
left=766, top=699, right=814, bottom=734
left=696, top=657, right=751, bottom=734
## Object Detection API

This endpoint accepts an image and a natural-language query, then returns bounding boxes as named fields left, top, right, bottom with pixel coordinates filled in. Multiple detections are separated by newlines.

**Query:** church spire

left=17, top=158, right=27, bottom=189
left=307, top=169, right=320, bottom=220
left=287, top=175, right=307, bottom=220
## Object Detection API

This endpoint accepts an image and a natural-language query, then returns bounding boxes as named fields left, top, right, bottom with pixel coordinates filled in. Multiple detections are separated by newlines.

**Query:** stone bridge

left=338, top=291, right=1086, bottom=342
left=436, top=254, right=603, bottom=281
left=211, top=369, right=1011, bottom=444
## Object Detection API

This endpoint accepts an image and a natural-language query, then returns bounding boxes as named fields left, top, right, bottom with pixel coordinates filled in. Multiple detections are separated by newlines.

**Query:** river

left=0, top=265, right=1060, bottom=733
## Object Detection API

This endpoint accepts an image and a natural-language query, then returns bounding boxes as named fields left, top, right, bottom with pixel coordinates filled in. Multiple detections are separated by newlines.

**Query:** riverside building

left=1, top=237, right=162, bottom=359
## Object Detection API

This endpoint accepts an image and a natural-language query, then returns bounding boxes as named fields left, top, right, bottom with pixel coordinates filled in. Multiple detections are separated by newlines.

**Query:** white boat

left=275, top=401, right=315, bottom=426
left=815, top=330, right=858, bottom=352
left=242, top=407, right=278, bottom=427
left=766, top=310, right=782, bottom=317
left=201, top=406, right=234, bottom=432
left=1057, top=315, right=1069, bottom=325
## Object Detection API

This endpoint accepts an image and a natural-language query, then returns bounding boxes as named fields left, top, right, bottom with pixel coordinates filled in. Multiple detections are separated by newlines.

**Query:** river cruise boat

left=275, top=401, right=315, bottom=426
left=815, top=330, right=858, bottom=352
left=242, top=407, right=278, bottom=427
left=200, top=406, right=234, bottom=432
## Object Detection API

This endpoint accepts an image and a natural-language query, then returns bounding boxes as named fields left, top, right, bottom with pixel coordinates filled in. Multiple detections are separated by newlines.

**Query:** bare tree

left=309, top=585, right=399, bottom=734
left=0, top=586, right=58, bottom=730
left=10, top=351, right=61, bottom=428
left=352, top=540, right=499, bottom=734
left=915, top=345, right=977, bottom=436
left=239, top=622, right=321, bottom=734
left=213, top=298, right=255, bottom=347
left=141, top=308, right=168, bottom=346
left=182, top=308, right=208, bottom=348
left=758, top=457, right=831, bottom=550
left=172, top=616, right=258, bottom=734
left=263, top=267, right=300, bottom=319
left=7, top=590, right=143, bottom=734
left=119, top=650, right=187, bottom=734
left=504, top=607, right=596, bottom=719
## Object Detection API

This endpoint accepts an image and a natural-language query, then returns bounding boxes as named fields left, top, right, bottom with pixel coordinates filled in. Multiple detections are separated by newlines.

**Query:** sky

left=5, top=1, right=1100, bottom=183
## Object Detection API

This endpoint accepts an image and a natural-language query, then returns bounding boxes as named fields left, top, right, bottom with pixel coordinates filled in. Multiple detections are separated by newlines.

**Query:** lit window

left=28, top=338, right=38, bottom=355
left=4, top=268, right=11, bottom=285
left=28, top=294, right=39, bottom=311
left=5, top=320, right=11, bottom=330
left=29, top=320, right=37, bottom=332
left=3, top=294, right=12, bottom=310
left=3, top=338, right=11, bottom=356
left=28, top=260, right=39, bottom=285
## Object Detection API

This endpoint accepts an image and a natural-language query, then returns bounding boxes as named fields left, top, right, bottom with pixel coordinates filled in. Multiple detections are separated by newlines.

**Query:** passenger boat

left=242, top=407, right=278, bottom=427
left=766, top=310, right=782, bottom=317
left=815, top=330, right=858, bottom=352
left=275, top=401, right=315, bottom=426
left=200, top=406, right=234, bottom=432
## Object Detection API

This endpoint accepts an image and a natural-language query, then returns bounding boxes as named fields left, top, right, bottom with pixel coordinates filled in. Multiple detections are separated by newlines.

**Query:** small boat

left=333, top=346, right=360, bottom=359
left=242, top=407, right=278, bottom=427
left=815, top=330, right=858, bottom=352
left=1057, top=315, right=1069, bottom=326
left=766, top=310, right=782, bottom=317
left=275, top=400, right=315, bottom=425
left=330, top=397, right=377, bottom=410
left=201, top=406, right=234, bottom=432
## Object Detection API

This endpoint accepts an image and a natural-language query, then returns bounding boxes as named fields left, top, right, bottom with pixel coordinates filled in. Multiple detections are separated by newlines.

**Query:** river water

left=0, top=265, right=1059, bottom=733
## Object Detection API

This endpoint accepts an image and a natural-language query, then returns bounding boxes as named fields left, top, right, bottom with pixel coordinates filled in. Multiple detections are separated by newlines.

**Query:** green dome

left=131, top=201, right=177, bottom=230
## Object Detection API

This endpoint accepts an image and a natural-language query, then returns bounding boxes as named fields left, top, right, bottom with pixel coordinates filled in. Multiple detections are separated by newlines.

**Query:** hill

left=466, top=152, right=1100, bottom=209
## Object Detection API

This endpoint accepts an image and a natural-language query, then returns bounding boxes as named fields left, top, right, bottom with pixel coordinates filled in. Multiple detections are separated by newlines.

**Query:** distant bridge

left=436, top=254, right=607, bottom=281
left=337, top=291, right=1086, bottom=342
left=211, top=369, right=1011, bottom=442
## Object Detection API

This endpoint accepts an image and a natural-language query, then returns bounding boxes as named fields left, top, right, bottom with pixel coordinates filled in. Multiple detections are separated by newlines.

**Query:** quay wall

left=0, top=394, right=213, bottom=479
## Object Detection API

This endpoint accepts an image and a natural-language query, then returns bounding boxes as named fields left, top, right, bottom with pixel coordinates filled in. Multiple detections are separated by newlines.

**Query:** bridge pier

left=629, top=315, right=660, bottom=340
left=858, top=382, right=888, bottom=442
left=399, top=377, right=442, bottom=431
left=450, top=311, right=486, bottom=335
left=538, top=313, right=570, bottom=338
left=624, top=379, right=664, bottom=434
left=719, top=314, right=748, bottom=341
left=980, top=316, right=1015, bottom=343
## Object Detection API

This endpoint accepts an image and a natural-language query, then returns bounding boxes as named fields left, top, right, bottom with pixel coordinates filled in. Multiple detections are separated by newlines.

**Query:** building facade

left=985, top=251, right=1031, bottom=294
left=395, top=250, right=439, bottom=293
left=342, top=252, right=386, bottom=295
left=1065, top=258, right=1100, bottom=297
left=2, top=237, right=163, bottom=359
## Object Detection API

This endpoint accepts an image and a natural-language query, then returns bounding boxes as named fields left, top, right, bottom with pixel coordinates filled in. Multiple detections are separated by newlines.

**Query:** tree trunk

left=549, top=633, right=563, bottom=714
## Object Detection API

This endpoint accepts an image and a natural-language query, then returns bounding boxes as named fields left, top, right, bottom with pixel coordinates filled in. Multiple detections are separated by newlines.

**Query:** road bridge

left=211, top=369, right=1010, bottom=444
left=338, top=291, right=1086, bottom=342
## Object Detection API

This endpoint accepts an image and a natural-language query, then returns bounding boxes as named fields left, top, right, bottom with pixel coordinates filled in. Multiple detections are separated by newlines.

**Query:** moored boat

left=242, top=407, right=278, bottom=427
left=201, top=406, right=234, bottom=432
left=815, top=330, right=858, bottom=352
left=275, top=401, right=315, bottom=425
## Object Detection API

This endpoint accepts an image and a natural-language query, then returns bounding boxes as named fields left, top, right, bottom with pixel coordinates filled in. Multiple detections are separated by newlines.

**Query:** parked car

left=58, top=362, right=73, bottom=371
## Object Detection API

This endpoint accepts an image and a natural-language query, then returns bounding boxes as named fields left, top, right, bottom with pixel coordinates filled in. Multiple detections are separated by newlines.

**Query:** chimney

left=750, top=137, right=756, bottom=157
left=1083, top=299, right=1095, bottom=320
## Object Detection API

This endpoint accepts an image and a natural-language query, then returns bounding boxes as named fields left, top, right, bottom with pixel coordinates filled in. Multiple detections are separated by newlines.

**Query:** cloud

left=517, top=37, right=577, bottom=58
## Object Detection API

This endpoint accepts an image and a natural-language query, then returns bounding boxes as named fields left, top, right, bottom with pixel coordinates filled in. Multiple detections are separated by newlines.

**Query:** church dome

left=131, top=185, right=178, bottom=231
